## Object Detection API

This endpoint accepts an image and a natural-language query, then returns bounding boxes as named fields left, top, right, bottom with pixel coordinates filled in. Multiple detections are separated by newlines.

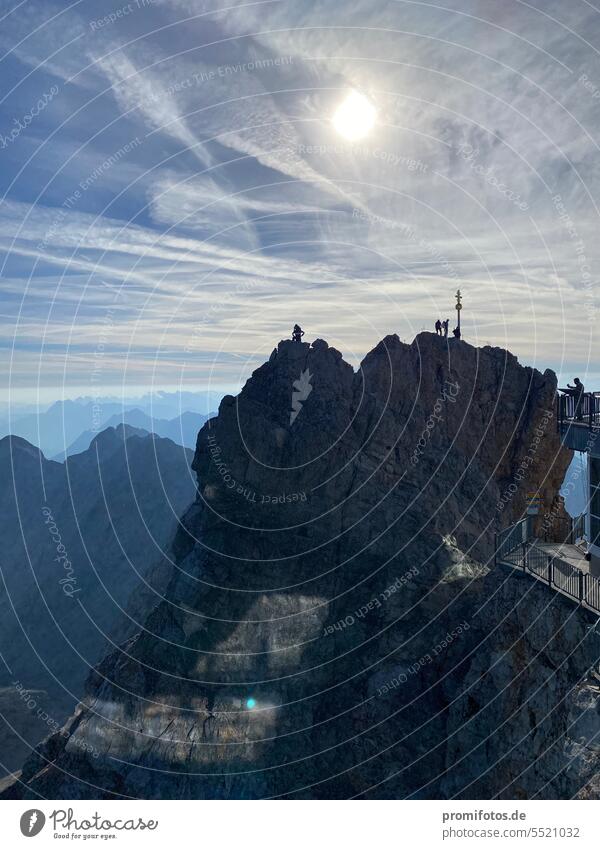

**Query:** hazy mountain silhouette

left=1, top=400, right=127, bottom=459
left=2, top=396, right=218, bottom=460
left=52, top=410, right=210, bottom=460
left=0, top=424, right=196, bottom=779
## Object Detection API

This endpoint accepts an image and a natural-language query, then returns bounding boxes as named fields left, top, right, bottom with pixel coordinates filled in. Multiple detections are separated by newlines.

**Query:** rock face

left=0, top=426, right=195, bottom=778
left=4, top=334, right=599, bottom=799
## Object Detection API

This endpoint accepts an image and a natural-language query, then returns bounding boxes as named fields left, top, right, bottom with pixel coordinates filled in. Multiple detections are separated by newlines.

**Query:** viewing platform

left=558, top=390, right=600, bottom=452
left=495, top=516, right=600, bottom=615
left=556, top=387, right=600, bottom=576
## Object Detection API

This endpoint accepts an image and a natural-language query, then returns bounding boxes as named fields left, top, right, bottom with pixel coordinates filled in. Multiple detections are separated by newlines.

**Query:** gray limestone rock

left=4, top=334, right=597, bottom=800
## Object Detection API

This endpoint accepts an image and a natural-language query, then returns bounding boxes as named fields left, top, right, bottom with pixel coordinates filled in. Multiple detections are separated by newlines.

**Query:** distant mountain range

left=0, top=393, right=219, bottom=459
left=52, top=409, right=210, bottom=460
left=0, top=399, right=127, bottom=459
left=0, top=424, right=197, bottom=779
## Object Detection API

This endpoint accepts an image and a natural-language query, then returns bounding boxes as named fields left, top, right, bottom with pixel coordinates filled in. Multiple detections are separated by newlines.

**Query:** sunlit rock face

left=5, top=334, right=599, bottom=800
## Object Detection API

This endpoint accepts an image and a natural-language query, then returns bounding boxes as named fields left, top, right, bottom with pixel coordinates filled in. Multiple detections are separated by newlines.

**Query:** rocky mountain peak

left=5, top=334, right=596, bottom=802
left=87, top=422, right=149, bottom=451
left=0, top=434, right=45, bottom=461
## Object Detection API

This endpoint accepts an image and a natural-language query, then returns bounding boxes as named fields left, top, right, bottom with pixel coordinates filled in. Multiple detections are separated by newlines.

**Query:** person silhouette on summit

left=435, top=319, right=442, bottom=335
left=442, top=318, right=449, bottom=338
left=292, top=324, right=305, bottom=342
left=567, top=377, right=585, bottom=420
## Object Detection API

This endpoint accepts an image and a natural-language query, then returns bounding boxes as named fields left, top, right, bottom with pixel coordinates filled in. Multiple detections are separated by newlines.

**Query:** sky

left=1, top=0, right=599, bottom=406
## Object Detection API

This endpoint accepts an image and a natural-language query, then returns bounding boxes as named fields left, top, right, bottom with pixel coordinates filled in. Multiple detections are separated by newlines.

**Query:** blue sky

left=1, top=0, right=599, bottom=405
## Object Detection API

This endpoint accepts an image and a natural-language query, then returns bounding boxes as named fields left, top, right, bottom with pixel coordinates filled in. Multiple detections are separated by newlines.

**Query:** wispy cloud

left=0, top=0, right=598, bottom=398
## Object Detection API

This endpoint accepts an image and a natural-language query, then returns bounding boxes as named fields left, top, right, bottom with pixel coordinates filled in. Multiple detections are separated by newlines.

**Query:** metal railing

left=496, top=519, right=600, bottom=614
left=496, top=517, right=527, bottom=564
left=557, top=391, right=600, bottom=431
left=541, top=514, right=585, bottom=545
left=552, top=556, right=582, bottom=601
left=587, top=575, right=600, bottom=612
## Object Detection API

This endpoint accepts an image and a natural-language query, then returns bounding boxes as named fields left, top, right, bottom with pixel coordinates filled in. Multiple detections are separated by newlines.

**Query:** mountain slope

left=0, top=425, right=196, bottom=778
left=53, top=411, right=210, bottom=460
left=2, top=400, right=128, bottom=459
left=5, top=334, right=599, bottom=799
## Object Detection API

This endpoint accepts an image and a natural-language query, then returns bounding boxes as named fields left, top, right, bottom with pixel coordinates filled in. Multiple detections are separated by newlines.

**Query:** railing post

left=522, top=542, right=528, bottom=572
left=579, top=570, right=585, bottom=603
left=548, top=557, right=553, bottom=587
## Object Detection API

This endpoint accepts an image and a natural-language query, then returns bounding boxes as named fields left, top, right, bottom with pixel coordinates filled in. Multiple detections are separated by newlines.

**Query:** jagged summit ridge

left=5, top=333, right=597, bottom=801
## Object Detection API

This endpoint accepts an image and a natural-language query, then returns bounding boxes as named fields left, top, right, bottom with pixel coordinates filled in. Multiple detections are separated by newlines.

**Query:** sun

left=332, top=90, right=376, bottom=141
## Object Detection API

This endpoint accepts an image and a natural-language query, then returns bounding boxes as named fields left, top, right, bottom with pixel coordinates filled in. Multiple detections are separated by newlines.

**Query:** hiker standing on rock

left=435, top=319, right=442, bottom=335
left=292, top=324, right=305, bottom=342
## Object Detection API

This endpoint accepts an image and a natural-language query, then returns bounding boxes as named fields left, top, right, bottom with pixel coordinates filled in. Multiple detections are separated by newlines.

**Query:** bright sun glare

left=332, top=90, right=376, bottom=141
